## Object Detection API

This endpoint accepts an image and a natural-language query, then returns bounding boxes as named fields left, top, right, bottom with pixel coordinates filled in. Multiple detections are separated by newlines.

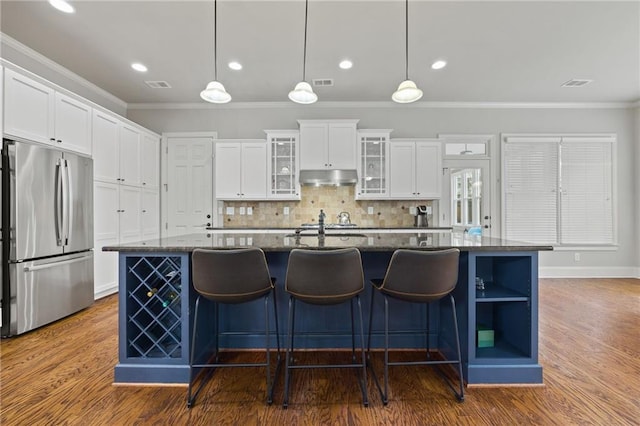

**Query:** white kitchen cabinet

left=215, top=140, right=267, bottom=200
left=92, top=110, right=120, bottom=183
left=356, top=130, right=391, bottom=200
left=266, top=130, right=300, bottom=200
left=141, top=189, right=160, bottom=240
left=93, top=181, right=120, bottom=297
left=119, top=124, right=141, bottom=187
left=53, top=92, right=92, bottom=155
left=0, top=65, right=3, bottom=138
left=4, top=68, right=92, bottom=155
left=4, top=68, right=55, bottom=145
left=298, top=119, right=358, bottom=170
left=141, top=133, right=160, bottom=189
left=389, top=139, right=442, bottom=199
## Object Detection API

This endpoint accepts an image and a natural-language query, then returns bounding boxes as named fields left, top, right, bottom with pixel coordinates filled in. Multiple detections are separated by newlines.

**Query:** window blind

left=502, top=135, right=615, bottom=246
left=503, top=139, right=559, bottom=244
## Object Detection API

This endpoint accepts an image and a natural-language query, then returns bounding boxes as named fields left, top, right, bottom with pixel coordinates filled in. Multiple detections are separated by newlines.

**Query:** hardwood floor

left=1, top=278, right=638, bottom=425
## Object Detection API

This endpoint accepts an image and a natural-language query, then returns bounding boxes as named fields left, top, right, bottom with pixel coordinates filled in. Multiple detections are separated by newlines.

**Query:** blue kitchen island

left=104, top=230, right=551, bottom=386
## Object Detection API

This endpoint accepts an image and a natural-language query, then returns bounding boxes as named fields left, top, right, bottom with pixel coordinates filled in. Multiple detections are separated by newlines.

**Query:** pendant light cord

left=404, top=0, right=409, bottom=81
left=302, top=0, right=309, bottom=81
left=214, top=0, right=218, bottom=80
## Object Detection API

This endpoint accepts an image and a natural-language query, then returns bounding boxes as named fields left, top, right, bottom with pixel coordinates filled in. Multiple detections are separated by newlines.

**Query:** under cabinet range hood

left=299, top=169, right=358, bottom=186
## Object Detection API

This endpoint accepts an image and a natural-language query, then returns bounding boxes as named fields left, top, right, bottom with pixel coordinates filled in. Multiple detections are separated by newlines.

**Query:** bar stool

left=367, top=248, right=464, bottom=404
left=282, top=248, right=368, bottom=408
left=187, top=248, right=280, bottom=408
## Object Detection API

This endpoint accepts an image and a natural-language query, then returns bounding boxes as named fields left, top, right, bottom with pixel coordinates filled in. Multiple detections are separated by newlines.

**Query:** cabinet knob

left=142, top=182, right=146, bottom=186
left=142, top=210, right=147, bottom=213
left=207, top=223, right=211, bottom=227
left=206, top=214, right=211, bottom=219
left=50, top=138, right=56, bottom=142
left=57, top=139, right=62, bottom=143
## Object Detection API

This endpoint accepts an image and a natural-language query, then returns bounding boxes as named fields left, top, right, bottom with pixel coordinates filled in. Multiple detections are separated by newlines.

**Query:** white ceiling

left=1, top=0, right=638, bottom=105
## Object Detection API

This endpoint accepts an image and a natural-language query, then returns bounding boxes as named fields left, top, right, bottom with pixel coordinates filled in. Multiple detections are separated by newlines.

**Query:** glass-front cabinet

left=356, top=130, right=391, bottom=200
left=265, top=130, right=300, bottom=200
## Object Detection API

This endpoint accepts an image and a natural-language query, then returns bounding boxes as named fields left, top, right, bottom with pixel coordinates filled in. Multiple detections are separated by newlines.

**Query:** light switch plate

left=226, top=207, right=234, bottom=215
left=284, top=206, right=290, bottom=215
left=239, top=207, right=246, bottom=215
left=247, top=207, right=253, bottom=215
left=409, top=206, right=416, bottom=215
left=368, top=206, right=374, bottom=215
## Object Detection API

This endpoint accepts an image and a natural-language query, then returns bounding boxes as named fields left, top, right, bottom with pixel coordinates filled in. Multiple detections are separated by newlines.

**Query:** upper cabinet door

left=119, top=124, right=141, bottom=187
left=299, top=122, right=328, bottom=169
left=240, top=142, right=267, bottom=199
left=141, top=133, right=160, bottom=189
left=92, top=110, right=120, bottom=183
left=215, top=143, right=242, bottom=199
left=328, top=122, right=357, bottom=169
left=389, top=142, right=416, bottom=198
left=415, top=141, right=442, bottom=198
left=4, top=68, right=55, bottom=145
left=54, top=92, right=92, bottom=155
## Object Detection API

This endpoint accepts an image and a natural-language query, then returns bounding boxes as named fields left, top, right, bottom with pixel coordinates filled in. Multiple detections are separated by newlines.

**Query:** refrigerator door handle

left=54, top=159, right=64, bottom=246
left=63, top=158, right=72, bottom=246
left=23, top=254, right=90, bottom=272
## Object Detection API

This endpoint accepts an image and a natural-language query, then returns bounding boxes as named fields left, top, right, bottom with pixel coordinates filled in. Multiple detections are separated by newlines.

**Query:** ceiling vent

left=561, top=79, right=593, bottom=88
left=145, top=80, right=172, bottom=89
left=312, top=78, right=334, bottom=87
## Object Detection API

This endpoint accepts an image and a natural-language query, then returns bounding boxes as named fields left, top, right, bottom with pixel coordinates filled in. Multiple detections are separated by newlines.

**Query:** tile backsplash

left=220, top=186, right=435, bottom=228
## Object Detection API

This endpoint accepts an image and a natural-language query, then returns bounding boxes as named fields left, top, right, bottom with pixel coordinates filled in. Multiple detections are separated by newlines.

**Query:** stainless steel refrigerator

left=1, top=138, right=94, bottom=337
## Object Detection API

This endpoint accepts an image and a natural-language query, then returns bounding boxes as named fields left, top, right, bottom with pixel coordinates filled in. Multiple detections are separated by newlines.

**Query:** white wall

left=636, top=106, right=640, bottom=276
left=127, top=104, right=639, bottom=277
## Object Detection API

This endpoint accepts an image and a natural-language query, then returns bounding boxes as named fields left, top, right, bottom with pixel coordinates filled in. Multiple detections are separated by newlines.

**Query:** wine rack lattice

left=126, top=256, right=182, bottom=358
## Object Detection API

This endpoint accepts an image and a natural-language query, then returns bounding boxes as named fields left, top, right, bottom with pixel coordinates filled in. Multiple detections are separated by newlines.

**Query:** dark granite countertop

left=103, top=230, right=552, bottom=253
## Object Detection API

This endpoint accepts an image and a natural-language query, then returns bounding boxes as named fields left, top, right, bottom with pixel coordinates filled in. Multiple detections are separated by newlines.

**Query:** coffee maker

left=414, top=205, right=428, bottom=228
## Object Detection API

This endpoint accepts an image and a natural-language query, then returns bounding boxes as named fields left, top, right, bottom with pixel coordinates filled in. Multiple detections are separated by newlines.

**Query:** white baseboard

left=95, top=285, right=118, bottom=300
left=540, top=266, right=640, bottom=279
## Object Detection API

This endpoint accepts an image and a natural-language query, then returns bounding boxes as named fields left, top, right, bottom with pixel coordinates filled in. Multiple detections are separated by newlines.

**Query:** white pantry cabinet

left=389, top=139, right=442, bottom=199
left=4, top=68, right=92, bottom=155
left=215, top=140, right=267, bottom=200
left=298, top=120, right=358, bottom=170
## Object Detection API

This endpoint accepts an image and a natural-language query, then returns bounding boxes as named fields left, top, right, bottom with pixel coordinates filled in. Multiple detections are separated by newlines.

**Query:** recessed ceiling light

left=228, top=61, right=243, bottom=71
left=131, top=63, right=148, bottom=73
left=48, top=0, right=75, bottom=14
left=431, top=60, right=447, bottom=70
left=339, top=60, right=353, bottom=70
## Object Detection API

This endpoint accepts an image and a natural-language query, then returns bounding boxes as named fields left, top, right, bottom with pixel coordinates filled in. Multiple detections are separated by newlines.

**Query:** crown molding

left=0, top=33, right=127, bottom=110
left=127, top=100, right=634, bottom=110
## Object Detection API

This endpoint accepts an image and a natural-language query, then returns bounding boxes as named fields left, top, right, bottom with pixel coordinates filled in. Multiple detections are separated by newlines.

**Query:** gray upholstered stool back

left=191, top=248, right=273, bottom=304
left=377, top=248, right=460, bottom=303
left=285, top=248, right=364, bottom=305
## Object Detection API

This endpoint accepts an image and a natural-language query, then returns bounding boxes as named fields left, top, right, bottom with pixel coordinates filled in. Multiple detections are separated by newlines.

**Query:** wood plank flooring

left=1, top=278, right=639, bottom=425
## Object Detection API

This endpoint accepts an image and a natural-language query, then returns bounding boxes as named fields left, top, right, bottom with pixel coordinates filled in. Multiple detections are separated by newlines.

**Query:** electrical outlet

left=226, top=207, right=234, bottom=215
left=409, top=206, right=416, bottom=215
left=284, top=206, right=290, bottom=215
left=425, top=206, right=432, bottom=214
left=574, top=253, right=581, bottom=262
left=239, top=207, right=246, bottom=215
left=247, top=207, right=253, bottom=215
left=367, top=206, right=374, bottom=215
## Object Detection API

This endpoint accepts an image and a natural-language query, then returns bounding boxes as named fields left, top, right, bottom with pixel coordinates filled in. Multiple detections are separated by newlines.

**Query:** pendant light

left=289, top=0, right=317, bottom=104
left=392, top=0, right=423, bottom=103
left=201, top=0, right=231, bottom=103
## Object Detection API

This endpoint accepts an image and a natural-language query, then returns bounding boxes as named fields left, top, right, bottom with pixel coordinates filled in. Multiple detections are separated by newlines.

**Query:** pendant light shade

left=200, top=81, right=232, bottom=103
left=290, top=0, right=317, bottom=104
left=288, top=81, right=317, bottom=104
left=392, top=80, right=423, bottom=103
left=201, top=0, right=231, bottom=104
left=393, top=0, right=422, bottom=104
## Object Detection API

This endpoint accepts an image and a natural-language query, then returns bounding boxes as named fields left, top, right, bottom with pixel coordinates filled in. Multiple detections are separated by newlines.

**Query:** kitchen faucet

left=318, top=209, right=326, bottom=235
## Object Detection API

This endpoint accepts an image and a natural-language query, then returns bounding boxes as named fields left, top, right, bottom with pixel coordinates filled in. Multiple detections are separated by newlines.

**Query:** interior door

left=166, top=136, right=214, bottom=236
left=441, top=158, right=492, bottom=237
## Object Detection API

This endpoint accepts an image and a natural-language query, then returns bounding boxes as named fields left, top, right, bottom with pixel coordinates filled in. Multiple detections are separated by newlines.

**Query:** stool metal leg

left=383, top=295, right=390, bottom=405
left=450, top=294, right=465, bottom=402
left=350, top=299, right=356, bottom=362
left=426, top=303, right=431, bottom=359
left=187, top=296, right=201, bottom=408
left=283, top=296, right=295, bottom=409
left=356, top=295, right=369, bottom=407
